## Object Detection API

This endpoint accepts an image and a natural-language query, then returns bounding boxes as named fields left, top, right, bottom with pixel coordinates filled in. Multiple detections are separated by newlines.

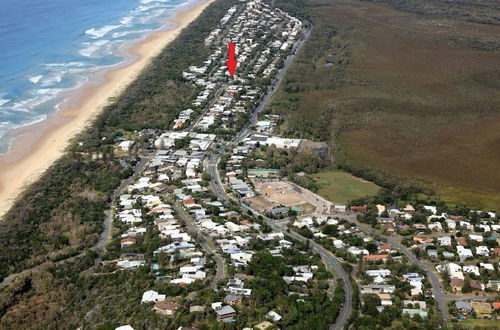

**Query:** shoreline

left=0, top=0, right=214, bottom=217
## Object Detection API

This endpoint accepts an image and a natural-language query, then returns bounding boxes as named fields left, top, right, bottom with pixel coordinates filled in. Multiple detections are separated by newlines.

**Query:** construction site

left=244, top=179, right=335, bottom=215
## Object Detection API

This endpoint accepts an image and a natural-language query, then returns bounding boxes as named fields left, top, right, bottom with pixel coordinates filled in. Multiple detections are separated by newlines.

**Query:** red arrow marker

left=226, top=42, right=237, bottom=77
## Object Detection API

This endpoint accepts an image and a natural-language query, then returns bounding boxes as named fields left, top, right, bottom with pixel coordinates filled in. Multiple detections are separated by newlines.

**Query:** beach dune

left=0, top=0, right=214, bottom=217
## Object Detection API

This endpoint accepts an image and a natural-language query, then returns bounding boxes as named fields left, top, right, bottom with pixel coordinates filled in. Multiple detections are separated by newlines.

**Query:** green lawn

left=308, top=170, right=381, bottom=204
left=458, top=319, right=500, bottom=329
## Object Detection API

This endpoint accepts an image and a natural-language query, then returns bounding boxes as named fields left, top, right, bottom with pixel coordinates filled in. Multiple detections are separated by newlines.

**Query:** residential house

left=414, top=237, right=433, bottom=244
left=428, top=222, right=443, bottom=232
left=469, top=234, right=484, bottom=242
left=267, top=311, right=282, bottom=322
left=402, top=309, right=428, bottom=318
left=363, top=254, right=390, bottom=262
left=427, top=249, right=438, bottom=258
left=456, top=237, right=468, bottom=246
left=442, top=251, right=455, bottom=259
left=451, top=278, right=464, bottom=293
left=445, top=219, right=457, bottom=230
left=487, top=280, right=500, bottom=291
left=455, top=301, right=472, bottom=314
left=224, top=294, right=243, bottom=305
left=375, top=204, right=386, bottom=215
left=424, top=205, right=437, bottom=214
left=457, top=246, right=473, bottom=261
left=463, top=265, right=480, bottom=276
left=403, top=205, right=415, bottom=213
left=215, top=305, right=236, bottom=321
left=141, top=290, right=166, bottom=304
left=154, top=301, right=179, bottom=316
left=437, top=236, right=452, bottom=246
left=476, top=246, right=490, bottom=257
left=366, top=269, right=391, bottom=277
left=470, top=280, right=483, bottom=290
left=351, top=205, right=368, bottom=212
left=254, top=321, right=273, bottom=330
left=116, top=326, right=134, bottom=330
left=360, top=284, right=396, bottom=294
left=378, top=244, right=392, bottom=253
left=403, top=300, right=427, bottom=309
left=120, top=237, right=137, bottom=248
left=444, top=263, right=464, bottom=280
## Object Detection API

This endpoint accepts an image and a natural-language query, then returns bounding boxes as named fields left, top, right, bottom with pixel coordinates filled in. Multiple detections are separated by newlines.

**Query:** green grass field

left=457, top=319, right=500, bottom=329
left=308, top=170, right=381, bottom=204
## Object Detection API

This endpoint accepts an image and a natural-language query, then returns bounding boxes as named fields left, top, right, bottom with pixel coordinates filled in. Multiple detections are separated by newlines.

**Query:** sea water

left=0, top=0, right=190, bottom=152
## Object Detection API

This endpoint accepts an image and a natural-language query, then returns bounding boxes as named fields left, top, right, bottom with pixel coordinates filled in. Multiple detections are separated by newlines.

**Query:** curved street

left=207, top=154, right=353, bottom=329
left=0, top=155, right=152, bottom=288
left=171, top=203, right=226, bottom=290
left=341, top=215, right=450, bottom=322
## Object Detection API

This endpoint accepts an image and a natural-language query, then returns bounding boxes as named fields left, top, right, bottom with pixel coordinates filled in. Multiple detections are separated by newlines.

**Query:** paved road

left=201, top=24, right=355, bottom=329
left=94, top=156, right=152, bottom=253
left=207, top=24, right=313, bottom=203
left=386, top=235, right=449, bottom=322
left=236, top=24, right=313, bottom=143
left=171, top=203, right=226, bottom=290
left=207, top=154, right=237, bottom=204
left=343, top=215, right=453, bottom=322
left=205, top=154, right=353, bottom=329
left=252, top=24, right=312, bottom=123
left=0, top=155, right=152, bottom=288
left=241, top=203, right=353, bottom=330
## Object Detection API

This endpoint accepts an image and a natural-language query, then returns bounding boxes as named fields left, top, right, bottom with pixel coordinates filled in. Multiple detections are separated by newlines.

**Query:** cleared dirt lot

left=246, top=179, right=334, bottom=215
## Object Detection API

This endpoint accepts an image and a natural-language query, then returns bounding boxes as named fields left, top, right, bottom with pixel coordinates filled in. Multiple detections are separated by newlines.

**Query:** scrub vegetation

left=0, top=0, right=237, bottom=281
left=268, top=0, right=500, bottom=209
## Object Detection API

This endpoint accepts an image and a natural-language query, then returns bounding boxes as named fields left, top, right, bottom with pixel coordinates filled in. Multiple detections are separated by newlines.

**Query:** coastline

left=0, top=0, right=214, bottom=217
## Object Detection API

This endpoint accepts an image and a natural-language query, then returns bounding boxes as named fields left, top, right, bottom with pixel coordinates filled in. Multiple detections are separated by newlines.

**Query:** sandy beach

left=0, top=0, right=214, bottom=217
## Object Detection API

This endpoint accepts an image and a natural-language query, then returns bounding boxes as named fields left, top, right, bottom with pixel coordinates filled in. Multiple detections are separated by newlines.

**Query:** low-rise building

left=153, top=301, right=179, bottom=316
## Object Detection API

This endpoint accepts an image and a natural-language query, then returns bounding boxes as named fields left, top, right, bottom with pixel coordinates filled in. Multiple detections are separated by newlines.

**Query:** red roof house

left=363, top=254, right=390, bottom=261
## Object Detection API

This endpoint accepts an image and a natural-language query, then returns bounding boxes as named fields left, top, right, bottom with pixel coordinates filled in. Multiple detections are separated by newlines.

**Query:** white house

left=118, top=140, right=134, bottom=152
left=456, top=246, right=473, bottom=261
left=463, top=265, right=480, bottom=276
left=428, top=222, right=443, bottom=232
left=445, top=219, right=457, bottom=230
left=476, top=246, right=490, bottom=257
left=267, top=311, right=282, bottom=322
left=366, top=269, right=391, bottom=277
left=469, top=234, right=484, bottom=242
left=437, top=236, right=452, bottom=246
left=424, top=205, right=437, bottom=214
left=141, top=290, right=166, bottom=304
left=445, top=263, right=464, bottom=280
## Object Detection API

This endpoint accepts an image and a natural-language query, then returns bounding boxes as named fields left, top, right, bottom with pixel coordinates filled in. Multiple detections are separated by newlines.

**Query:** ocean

left=0, top=0, right=190, bottom=153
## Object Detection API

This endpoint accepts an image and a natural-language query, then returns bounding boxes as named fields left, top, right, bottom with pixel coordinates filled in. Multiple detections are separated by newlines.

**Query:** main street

left=236, top=23, right=313, bottom=143
left=207, top=163, right=354, bottom=329
left=203, top=22, right=353, bottom=330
